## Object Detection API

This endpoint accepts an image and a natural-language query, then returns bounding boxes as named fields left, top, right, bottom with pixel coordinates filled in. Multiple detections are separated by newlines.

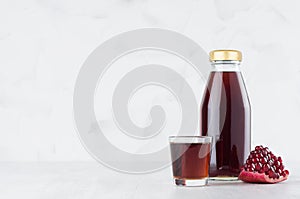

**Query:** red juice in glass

left=169, top=136, right=212, bottom=186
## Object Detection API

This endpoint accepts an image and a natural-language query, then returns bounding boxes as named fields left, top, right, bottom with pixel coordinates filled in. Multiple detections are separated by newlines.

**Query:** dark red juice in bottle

left=200, top=50, right=251, bottom=179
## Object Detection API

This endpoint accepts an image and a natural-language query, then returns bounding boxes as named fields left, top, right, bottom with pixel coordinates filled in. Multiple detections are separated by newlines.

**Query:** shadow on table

left=207, top=180, right=248, bottom=187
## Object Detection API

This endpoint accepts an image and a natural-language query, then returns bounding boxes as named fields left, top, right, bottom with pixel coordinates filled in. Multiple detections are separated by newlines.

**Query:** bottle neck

left=211, top=60, right=241, bottom=72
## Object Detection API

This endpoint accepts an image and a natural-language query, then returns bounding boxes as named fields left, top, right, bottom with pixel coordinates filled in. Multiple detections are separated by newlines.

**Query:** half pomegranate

left=239, top=145, right=289, bottom=183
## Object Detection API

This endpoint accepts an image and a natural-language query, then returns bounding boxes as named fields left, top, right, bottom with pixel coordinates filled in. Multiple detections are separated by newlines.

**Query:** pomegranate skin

left=239, top=169, right=289, bottom=184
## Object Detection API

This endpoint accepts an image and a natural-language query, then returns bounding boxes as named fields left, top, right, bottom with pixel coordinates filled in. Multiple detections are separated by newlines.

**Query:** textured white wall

left=0, top=0, right=300, bottom=164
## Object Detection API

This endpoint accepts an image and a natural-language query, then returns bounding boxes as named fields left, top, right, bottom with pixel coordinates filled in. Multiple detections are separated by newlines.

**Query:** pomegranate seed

left=257, top=153, right=263, bottom=158
left=261, top=157, right=267, bottom=164
left=277, top=169, right=282, bottom=175
left=271, top=153, right=275, bottom=159
left=285, top=170, right=289, bottom=175
left=279, top=165, right=284, bottom=170
left=274, top=160, right=280, bottom=167
left=263, top=164, right=270, bottom=172
left=268, top=170, right=276, bottom=178
left=255, top=163, right=262, bottom=171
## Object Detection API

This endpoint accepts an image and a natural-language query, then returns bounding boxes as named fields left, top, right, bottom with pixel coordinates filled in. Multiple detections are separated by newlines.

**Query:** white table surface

left=0, top=162, right=299, bottom=199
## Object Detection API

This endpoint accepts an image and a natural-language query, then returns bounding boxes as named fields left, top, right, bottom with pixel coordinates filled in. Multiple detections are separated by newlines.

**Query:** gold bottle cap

left=209, top=50, right=242, bottom=61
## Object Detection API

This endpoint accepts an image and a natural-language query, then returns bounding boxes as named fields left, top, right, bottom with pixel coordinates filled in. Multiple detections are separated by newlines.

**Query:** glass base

left=174, top=178, right=208, bottom=186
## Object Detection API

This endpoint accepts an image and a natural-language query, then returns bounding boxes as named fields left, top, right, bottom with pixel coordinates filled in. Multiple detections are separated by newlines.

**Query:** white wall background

left=0, top=0, right=300, bottom=167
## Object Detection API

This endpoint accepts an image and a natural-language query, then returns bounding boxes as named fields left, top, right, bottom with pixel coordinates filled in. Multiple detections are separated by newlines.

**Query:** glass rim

left=169, top=136, right=212, bottom=144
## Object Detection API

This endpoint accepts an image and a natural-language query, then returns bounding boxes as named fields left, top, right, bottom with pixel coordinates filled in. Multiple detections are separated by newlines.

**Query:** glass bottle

left=200, top=50, right=251, bottom=180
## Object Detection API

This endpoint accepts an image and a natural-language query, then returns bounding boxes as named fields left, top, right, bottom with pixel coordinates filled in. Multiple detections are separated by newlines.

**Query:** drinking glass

left=169, top=136, right=212, bottom=186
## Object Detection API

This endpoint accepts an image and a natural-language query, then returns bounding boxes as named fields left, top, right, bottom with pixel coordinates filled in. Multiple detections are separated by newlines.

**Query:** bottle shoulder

left=201, top=71, right=251, bottom=108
